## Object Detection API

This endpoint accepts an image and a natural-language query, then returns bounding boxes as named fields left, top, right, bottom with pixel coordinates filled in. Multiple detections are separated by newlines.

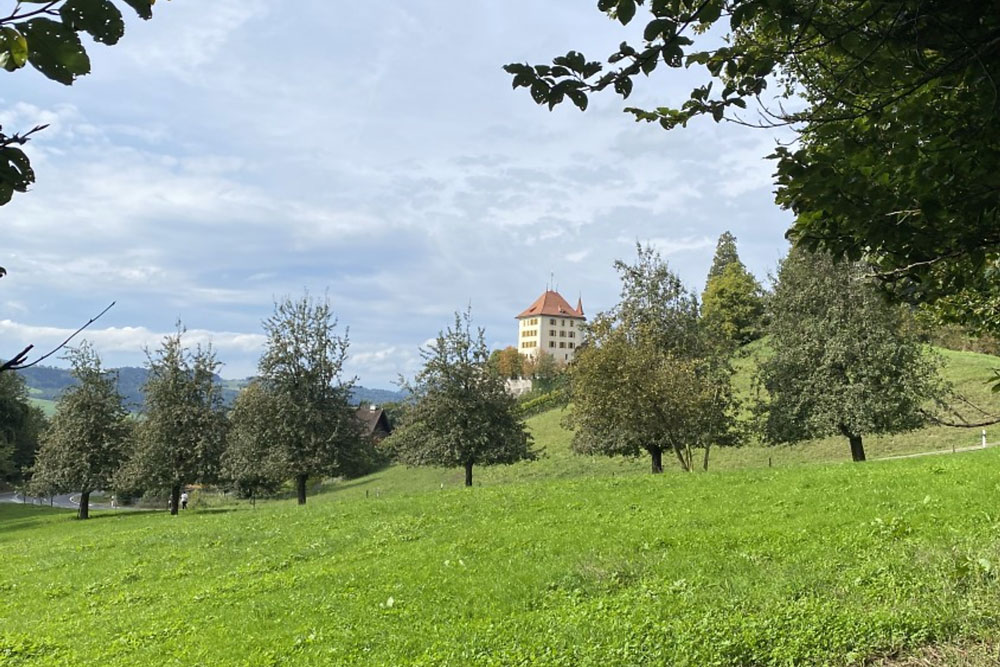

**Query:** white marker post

left=983, top=429, right=988, bottom=449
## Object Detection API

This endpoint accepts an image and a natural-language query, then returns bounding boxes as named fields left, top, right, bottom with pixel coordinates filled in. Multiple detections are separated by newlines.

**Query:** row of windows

left=523, top=318, right=539, bottom=326
left=547, top=341, right=575, bottom=349
left=548, top=318, right=577, bottom=327
left=520, top=341, right=538, bottom=349
left=520, top=329, right=538, bottom=338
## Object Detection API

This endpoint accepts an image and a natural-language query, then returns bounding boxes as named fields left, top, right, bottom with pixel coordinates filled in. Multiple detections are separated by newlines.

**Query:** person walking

left=180, top=491, right=189, bottom=510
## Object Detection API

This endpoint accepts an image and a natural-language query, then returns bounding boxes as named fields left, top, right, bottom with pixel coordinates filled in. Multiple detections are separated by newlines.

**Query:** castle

left=515, top=289, right=585, bottom=363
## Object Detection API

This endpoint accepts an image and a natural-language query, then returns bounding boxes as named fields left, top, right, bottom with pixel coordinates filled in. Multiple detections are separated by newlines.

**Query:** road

left=0, top=491, right=123, bottom=511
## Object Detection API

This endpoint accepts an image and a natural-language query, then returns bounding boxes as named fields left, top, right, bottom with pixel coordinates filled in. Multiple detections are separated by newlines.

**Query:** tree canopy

left=505, top=1, right=1000, bottom=329
left=701, top=233, right=765, bottom=347
left=257, top=294, right=366, bottom=505
left=759, top=247, right=947, bottom=461
left=120, top=327, right=227, bottom=514
left=569, top=245, right=738, bottom=472
left=30, top=343, right=129, bottom=519
left=388, top=311, right=536, bottom=487
left=0, top=369, right=44, bottom=483
left=0, top=0, right=156, bottom=206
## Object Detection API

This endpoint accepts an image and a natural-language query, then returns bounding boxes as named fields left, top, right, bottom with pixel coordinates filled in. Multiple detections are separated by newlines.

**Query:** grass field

left=5, top=448, right=1000, bottom=665
left=3, top=347, right=1000, bottom=665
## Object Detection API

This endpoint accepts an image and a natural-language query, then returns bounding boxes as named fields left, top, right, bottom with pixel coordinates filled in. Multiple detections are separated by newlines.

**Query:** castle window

left=549, top=318, right=555, bottom=325
left=568, top=342, right=574, bottom=349
left=559, top=342, right=566, bottom=348
left=569, top=331, right=574, bottom=338
left=549, top=341, right=555, bottom=348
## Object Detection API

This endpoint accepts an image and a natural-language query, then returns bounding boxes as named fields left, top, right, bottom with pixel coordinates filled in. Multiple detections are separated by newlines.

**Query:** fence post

left=983, top=429, right=988, bottom=449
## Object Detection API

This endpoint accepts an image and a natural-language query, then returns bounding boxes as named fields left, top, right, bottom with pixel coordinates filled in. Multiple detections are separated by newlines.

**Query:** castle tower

left=515, top=289, right=585, bottom=363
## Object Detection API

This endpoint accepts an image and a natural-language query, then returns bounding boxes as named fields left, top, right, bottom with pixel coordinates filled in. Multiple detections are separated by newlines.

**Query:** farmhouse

left=355, top=404, right=392, bottom=441
left=516, top=289, right=585, bottom=363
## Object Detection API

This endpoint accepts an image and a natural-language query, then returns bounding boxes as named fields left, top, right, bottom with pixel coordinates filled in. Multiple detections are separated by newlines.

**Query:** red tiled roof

left=516, top=290, right=585, bottom=319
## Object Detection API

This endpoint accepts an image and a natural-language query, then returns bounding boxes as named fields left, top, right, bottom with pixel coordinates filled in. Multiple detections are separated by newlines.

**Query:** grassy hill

left=3, top=346, right=1000, bottom=664
left=5, top=448, right=1000, bottom=664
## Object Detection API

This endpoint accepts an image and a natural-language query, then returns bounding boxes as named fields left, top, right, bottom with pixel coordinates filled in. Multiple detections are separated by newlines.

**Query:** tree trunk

left=464, top=461, right=473, bottom=487
left=296, top=474, right=307, bottom=505
left=849, top=434, right=866, bottom=462
left=649, top=447, right=663, bottom=474
left=672, top=444, right=691, bottom=472
left=703, top=444, right=711, bottom=472
left=170, top=485, right=180, bottom=515
left=78, top=490, right=90, bottom=520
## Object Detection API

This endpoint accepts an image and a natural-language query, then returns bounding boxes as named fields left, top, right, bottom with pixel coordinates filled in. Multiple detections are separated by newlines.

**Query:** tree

left=120, top=327, right=227, bottom=515
left=388, top=310, right=537, bottom=487
left=759, top=247, right=947, bottom=461
left=0, top=0, right=156, bottom=206
left=522, top=350, right=563, bottom=393
left=29, top=343, right=129, bottom=519
left=706, top=231, right=741, bottom=285
left=258, top=294, right=365, bottom=505
left=504, top=2, right=1000, bottom=330
left=0, top=370, right=45, bottom=483
left=702, top=262, right=765, bottom=347
left=568, top=246, right=737, bottom=472
left=488, top=346, right=523, bottom=380
left=221, top=381, right=289, bottom=506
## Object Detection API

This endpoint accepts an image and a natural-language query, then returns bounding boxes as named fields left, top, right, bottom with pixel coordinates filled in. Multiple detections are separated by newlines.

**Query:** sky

left=1, top=0, right=794, bottom=388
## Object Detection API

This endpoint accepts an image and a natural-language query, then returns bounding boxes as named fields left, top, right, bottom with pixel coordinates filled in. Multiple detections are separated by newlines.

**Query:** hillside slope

left=4, top=449, right=1000, bottom=665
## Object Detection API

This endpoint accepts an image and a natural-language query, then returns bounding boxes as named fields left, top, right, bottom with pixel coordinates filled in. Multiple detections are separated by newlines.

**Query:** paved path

left=874, top=442, right=993, bottom=462
left=0, top=491, right=124, bottom=511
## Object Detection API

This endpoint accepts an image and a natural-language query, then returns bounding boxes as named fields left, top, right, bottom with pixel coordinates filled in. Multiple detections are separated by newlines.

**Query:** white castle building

left=515, top=289, right=586, bottom=364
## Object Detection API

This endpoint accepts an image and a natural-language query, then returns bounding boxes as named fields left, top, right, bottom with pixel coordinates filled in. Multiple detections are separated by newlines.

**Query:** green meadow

left=3, top=347, right=1000, bottom=665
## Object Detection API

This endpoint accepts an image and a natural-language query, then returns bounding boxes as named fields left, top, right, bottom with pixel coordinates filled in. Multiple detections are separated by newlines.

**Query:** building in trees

left=355, top=404, right=392, bottom=442
left=516, top=289, right=585, bottom=364
left=30, top=343, right=129, bottom=519
left=388, top=310, right=537, bottom=486
left=759, top=247, right=947, bottom=462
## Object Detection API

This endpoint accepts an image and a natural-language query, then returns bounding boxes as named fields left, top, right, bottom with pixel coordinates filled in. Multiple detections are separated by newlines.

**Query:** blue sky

left=1, top=1, right=793, bottom=387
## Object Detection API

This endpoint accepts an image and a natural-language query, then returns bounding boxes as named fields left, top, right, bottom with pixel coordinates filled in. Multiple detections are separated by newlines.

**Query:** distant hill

left=13, top=364, right=405, bottom=412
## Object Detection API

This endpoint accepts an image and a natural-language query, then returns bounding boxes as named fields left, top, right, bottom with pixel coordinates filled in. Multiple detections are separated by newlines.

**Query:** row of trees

left=28, top=295, right=377, bottom=518
left=566, top=233, right=947, bottom=473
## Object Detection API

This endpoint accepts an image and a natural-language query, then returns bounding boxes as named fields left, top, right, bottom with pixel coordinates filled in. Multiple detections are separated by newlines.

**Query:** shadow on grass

left=323, top=475, right=383, bottom=495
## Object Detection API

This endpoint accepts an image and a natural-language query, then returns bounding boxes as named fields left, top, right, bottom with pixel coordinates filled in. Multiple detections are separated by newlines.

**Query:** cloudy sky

left=2, top=1, right=794, bottom=387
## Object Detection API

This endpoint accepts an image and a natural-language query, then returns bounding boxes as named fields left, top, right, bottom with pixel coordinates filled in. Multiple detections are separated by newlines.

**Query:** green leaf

left=19, top=18, right=91, bottom=85
left=0, top=27, right=28, bottom=72
left=61, top=0, right=125, bottom=46
left=566, top=89, right=588, bottom=111
left=120, top=0, right=155, bottom=20
left=616, top=0, right=636, bottom=25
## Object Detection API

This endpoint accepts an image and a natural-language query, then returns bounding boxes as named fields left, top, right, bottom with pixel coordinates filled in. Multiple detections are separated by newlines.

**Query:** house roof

left=516, top=290, right=585, bottom=320
left=355, top=405, right=391, bottom=436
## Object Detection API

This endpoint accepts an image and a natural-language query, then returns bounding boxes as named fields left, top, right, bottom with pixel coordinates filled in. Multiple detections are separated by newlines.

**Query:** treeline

left=18, top=295, right=382, bottom=519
